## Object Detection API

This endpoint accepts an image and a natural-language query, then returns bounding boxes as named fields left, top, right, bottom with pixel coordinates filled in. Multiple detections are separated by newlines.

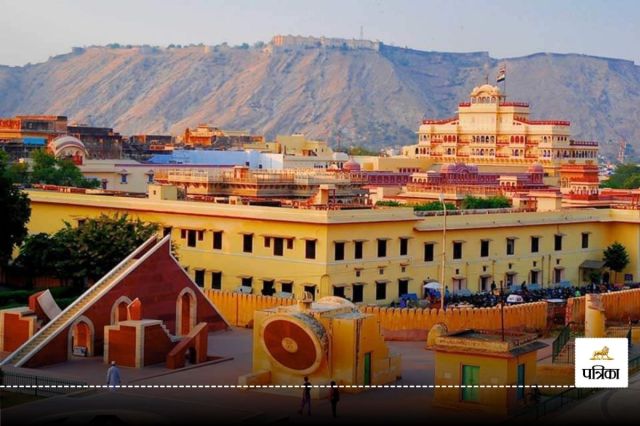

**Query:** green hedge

left=0, top=288, right=82, bottom=309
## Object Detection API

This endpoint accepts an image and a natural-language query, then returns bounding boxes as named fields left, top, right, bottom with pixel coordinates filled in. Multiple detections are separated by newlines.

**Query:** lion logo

left=590, top=346, right=613, bottom=360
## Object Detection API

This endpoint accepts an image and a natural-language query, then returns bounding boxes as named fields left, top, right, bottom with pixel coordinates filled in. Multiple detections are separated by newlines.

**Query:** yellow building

left=402, top=84, right=599, bottom=180
left=432, top=330, right=546, bottom=415
left=24, top=188, right=640, bottom=305
left=239, top=294, right=400, bottom=392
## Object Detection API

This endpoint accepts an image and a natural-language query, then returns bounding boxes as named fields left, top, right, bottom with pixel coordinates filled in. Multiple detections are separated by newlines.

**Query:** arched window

left=176, top=288, right=197, bottom=336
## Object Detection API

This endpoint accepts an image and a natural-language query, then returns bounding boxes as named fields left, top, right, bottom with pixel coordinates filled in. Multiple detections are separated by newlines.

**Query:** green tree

left=622, top=174, right=640, bottom=189
left=375, top=200, right=402, bottom=207
left=30, top=149, right=99, bottom=188
left=15, top=214, right=158, bottom=287
left=601, top=164, right=640, bottom=189
left=348, top=146, right=379, bottom=156
left=460, top=195, right=511, bottom=210
left=5, top=161, right=30, bottom=185
left=0, top=152, right=31, bottom=266
left=14, top=233, right=55, bottom=286
left=603, top=242, right=630, bottom=284
left=413, top=201, right=457, bottom=211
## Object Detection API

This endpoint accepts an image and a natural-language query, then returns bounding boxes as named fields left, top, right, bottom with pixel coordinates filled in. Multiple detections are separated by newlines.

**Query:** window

left=270, top=237, right=283, bottom=256
left=506, top=238, right=515, bottom=256
left=264, top=237, right=271, bottom=248
left=400, top=238, right=409, bottom=256
left=147, top=173, right=154, bottom=183
left=480, top=240, right=489, bottom=258
left=333, top=286, right=345, bottom=298
left=530, top=270, right=539, bottom=285
left=582, top=233, right=589, bottom=249
left=305, top=240, right=316, bottom=259
left=461, top=365, right=480, bottom=401
left=554, top=268, right=563, bottom=283
left=211, top=272, right=222, bottom=290
left=241, top=277, right=252, bottom=287
left=282, top=282, right=293, bottom=293
left=376, top=281, right=387, bottom=300
left=163, top=226, right=172, bottom=237
left=377, top=239, right=387, bottom=258
left=424, top=243, right=434, bottom=262
left=303, top=285, right=316, bottom=300
left=398, top=279, right=409, bottom=297
left=262, top=280, right=275, bottom=296
left=120, top=174, right=127, bottom=184
left=194, top=270, right=205, bottom=287
left=197, top=230, right=204, bottom=241
left=554, top=234, right=563, bottom=251
left=243, top=234, right=253, bottom=253
left=187, top=230, right=197, bottom=247
left=180, top=229, right=186, bottom=239
left=213, top=231, right=222, bottom=250
left=354, top=241, right=364, bottom=259
left=453, top=242, right=462, bottom=260
left=286, top=238, right=294, bottom=250
left=353, top=284, right=364, bottom=303
left=335, top=242, right=345, bottom=261
left=531, top=236, right=539, bottom=253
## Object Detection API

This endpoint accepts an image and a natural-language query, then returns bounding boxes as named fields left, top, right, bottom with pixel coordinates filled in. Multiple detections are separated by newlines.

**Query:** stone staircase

left=1, top=257, right=139, bottom=367
left=161, top=323, right=181, bottom=343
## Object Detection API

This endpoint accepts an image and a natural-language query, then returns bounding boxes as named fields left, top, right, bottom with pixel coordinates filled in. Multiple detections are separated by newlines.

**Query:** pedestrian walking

left=106, top=360, right=121, bottom=391
left=298, top=376, right=312, bottom=415
left=328, top=381, right=340, bottom=418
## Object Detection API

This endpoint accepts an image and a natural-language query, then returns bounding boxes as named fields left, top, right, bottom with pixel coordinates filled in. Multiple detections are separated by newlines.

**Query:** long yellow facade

left=25, top=189, right=640, bottom=305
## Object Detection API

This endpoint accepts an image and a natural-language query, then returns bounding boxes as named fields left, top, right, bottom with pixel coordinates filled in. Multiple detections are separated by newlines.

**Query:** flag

left=497, top=64, right=506, bottom=82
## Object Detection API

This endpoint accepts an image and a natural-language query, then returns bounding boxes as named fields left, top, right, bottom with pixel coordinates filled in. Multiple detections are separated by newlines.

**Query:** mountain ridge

left=1, top=38, right=639, bottom=158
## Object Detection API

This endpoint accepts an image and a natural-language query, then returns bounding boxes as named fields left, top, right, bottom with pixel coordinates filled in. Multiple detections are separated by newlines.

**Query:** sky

left=0, top=0, right=639, bottom=66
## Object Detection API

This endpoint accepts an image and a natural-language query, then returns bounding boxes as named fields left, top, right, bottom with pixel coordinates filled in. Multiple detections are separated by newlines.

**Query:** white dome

left=50, top=136, right=86, bottom=157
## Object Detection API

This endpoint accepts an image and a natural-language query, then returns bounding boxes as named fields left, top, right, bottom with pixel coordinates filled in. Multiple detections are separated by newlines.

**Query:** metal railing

left=552, top=324, right=571, bottom=362
left=518, top=353, right=640, bottom=420
left=519, top=387, right=597, bottom=420
left=0, top=370, right=87, bottom=397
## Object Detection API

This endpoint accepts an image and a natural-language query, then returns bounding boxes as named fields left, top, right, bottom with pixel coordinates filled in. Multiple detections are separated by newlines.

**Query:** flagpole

left=503, top=63, right=507, bottom=99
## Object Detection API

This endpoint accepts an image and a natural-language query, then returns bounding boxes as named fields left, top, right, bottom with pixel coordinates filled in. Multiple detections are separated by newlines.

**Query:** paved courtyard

left=0, top=328, right=621, bottom=425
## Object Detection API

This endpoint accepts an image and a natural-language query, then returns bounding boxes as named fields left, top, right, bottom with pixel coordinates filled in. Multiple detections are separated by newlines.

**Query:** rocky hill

left=1, top=38, right=639, bottom=158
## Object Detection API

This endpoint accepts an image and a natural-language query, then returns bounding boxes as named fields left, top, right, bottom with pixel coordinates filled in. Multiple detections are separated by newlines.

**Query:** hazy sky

left=0, top=0, right=639, bottom=66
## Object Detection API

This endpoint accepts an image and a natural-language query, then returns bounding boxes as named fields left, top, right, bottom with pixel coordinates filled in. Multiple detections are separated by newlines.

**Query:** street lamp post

left=439, top=193, right=447, bottom=311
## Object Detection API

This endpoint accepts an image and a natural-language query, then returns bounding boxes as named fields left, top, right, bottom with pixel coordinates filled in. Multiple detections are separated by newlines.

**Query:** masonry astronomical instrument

left=261, top=312, right=328, bottom=374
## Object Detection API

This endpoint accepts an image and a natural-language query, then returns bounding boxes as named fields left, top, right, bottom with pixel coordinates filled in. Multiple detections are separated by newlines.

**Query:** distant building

left=271, top=35, right=381, bottom=51
left=0, top=115, right=67, bottom=160
left=50, top=136, right=88, bottom=165
left=402, top=84, right=599, bottom=180
left=153, top=166, right=370, bottom=206
left=147, top=134, right=348, bottom=170
left=67, top=125, right=123, bottom=159
left=182, top=124, right=264, bottom=149
left=389, top=163, right=549, bottom=205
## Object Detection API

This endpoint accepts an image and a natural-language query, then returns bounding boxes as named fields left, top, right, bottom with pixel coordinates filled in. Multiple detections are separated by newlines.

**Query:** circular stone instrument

left=261, top=313, right=328, bottom=375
